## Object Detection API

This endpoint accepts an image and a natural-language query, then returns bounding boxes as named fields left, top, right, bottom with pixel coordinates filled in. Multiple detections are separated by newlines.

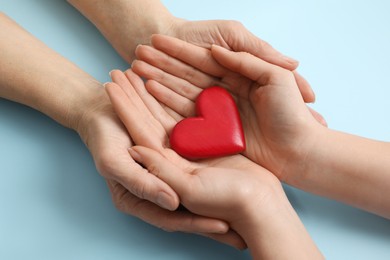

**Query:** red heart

left=170, top=86, right=245, bottom=159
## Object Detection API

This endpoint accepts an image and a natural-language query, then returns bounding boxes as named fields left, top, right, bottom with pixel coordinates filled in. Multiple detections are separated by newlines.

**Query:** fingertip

left=151, top=34, right=172, bottom=47
left=150, top=33, right=159, bottom=44
left=213, top=221, right=230, bottom=234
left=201, top=229, right=247, bottom=250
left=135, top=44, right=143, bottom=54
left=103, top=82, right=119, bottom=96
left=128, top=146, right=180, bottom=211
left=294, top=70, right=316, bottom=103
left=109, top=69, right=122, bottom=78
left=123, top=68, right=136, bottom=79
left=319, top=114, right=328, bottom=127
left=280, top=54, right=299, bottom=70
left=134, top=44, right=151, bottom=61
left=192, top=218, right=230, bottom=234
left=210, top=44, right=237, bottom=68
left=308, top=106, right=328, bottom=127
left=211, top=44, right=230, bottom=54
left=157, top=191, right=179, bottom=211
left=109, top=70, right=113, bottom=78
left=128, top=147, right=142, bottom=163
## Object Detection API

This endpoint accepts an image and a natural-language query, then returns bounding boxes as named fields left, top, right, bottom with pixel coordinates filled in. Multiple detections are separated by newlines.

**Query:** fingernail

left=157, top=191, right=174, bottom=210
left=103, top=82, right=109, bottom=88
left=321, top=117, right=328, bottom=128
left=311, top=90, right=316, bottom=103
left=109, top=70, right=115, bottom=78
left=281, top=55, right=299, bottom=66
left=128, top=147, right=141, bottom=162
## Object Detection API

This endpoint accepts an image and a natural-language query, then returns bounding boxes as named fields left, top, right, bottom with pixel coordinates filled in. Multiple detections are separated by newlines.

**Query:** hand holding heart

left=132, top=35, right=326, bottom=182
left=170, top=86, right=245, bottom=159
left=104, top=69, right=290, bottom=249
left=105, top=69, right=322, bottom=259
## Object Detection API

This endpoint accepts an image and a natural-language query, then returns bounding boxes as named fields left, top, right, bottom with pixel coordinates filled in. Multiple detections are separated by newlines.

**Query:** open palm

left=131, top=35, right=325, bottom=181
left=105, top=69, right=282, bottom=246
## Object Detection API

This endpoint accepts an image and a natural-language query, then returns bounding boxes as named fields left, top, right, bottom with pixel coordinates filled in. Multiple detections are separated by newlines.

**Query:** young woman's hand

left=105, top=69, right=322, bottom=259
left=131, top=35, right=325, bottom=182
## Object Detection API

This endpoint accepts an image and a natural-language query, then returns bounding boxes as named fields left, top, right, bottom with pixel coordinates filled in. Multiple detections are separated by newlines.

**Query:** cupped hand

left=168, top=19, right=298, bottom=70
left=75, top=86, right=238, bottom=246
left=128, top=144, right=284, bottom=236
left=131, top=35, right=326, bottom=182
left=165, top=19, right=315, bottom=103
left=104, top=69, right=250, bottom=249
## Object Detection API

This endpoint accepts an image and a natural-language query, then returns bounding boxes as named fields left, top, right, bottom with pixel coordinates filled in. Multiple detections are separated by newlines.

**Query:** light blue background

left=1, top=1, right=390, bottom=259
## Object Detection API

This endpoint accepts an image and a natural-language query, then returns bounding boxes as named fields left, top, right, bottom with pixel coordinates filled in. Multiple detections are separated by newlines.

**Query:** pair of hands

left=102, top=34, right=326, bottom=253
left=76, top=20, right=325, bottom=248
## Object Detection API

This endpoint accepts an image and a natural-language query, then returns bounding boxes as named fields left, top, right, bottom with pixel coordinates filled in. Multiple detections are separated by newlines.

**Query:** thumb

left=128, top=146, right=191, bottom=196
left=221, top=21, right=299, bottom=70
left=211, top=44, right=290, bottom=86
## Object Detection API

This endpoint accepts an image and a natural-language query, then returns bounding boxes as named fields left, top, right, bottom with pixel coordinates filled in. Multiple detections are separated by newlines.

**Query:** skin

left=0, top=13, right=241, bottom=247
left=68, top=0, right=316, bottom=104
left=133, top=34, right=390, bottom=219
left=105, top=69, right=323, bottom=259
left=67, top=0, right=301, bottom=68
left=0, top=0, right=327, bottom=248
left=64, top=0, right=324, bottom=240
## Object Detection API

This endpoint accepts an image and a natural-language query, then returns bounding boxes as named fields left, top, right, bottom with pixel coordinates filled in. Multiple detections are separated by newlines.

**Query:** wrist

left=282, top=124, right=329, bottom=186
left=68, top=0, right=179, bottom=63
left=234, top=185, right=323, bottom=259
left=55, top=75, right=103, bottom=131
left=73, top=85, right=112, bottom=144
left=232, top=182, right=291, bottom=240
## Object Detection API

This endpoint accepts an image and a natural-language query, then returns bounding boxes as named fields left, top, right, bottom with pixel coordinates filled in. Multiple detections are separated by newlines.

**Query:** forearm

left=291, top=127, right=390, bottom=219
left=0, top=13, right=102, bottom=130
left=67, top=0, right=176, bottom=63
left=236, top=190, right=323, bottom=259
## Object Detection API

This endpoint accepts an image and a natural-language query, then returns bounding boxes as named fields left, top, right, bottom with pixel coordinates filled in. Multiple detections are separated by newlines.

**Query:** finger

left=123, top=69, right=178, bottom=133
left=211, top=44, right=294, bottom=86
left=307, top=106, right=328, bottom=127
left=128, top=146, right=191, bottom=196
left=135, top=44, right=219, bottom=90
left=110, top=69, right=140, bottom=100
left=106, top=179, right=230, bottom=234
left=146, top=80, right=196, bottom=118
left=111, top=69, right=164, bottom=120
left=294, top=70, right=315, bottom=103
left=105, top=80, right=167, bottom=150
left=200, top=229, right=247, bottom=250
left=159, top=102, right=184, bottom=123
left=151, top=34, right=229, bottom=78
left=132, top=59, right=202, bottom=101
left=101, top=154, right=179, bottom=211
left=226, top=22, right=299, bottom=70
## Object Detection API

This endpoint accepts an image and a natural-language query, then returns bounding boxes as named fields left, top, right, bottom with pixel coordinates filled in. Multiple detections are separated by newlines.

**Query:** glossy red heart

left=170, top=86, right=245, bottom=159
